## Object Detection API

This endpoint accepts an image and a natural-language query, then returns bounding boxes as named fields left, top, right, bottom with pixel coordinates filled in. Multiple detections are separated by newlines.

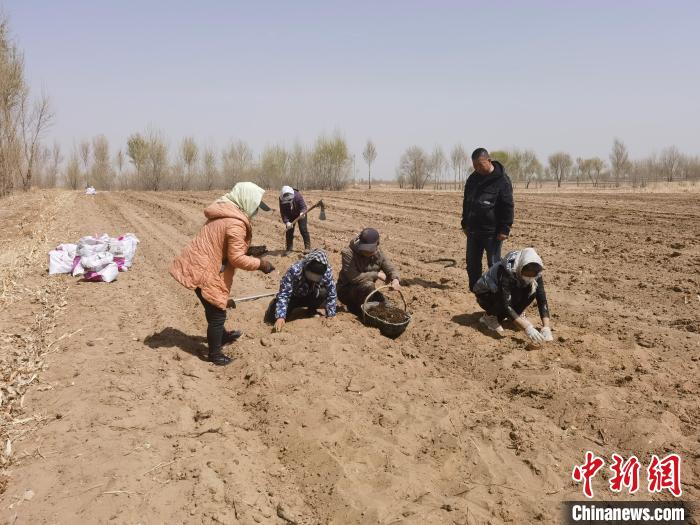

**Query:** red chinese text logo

left=572, top=452, right=682, bottom=498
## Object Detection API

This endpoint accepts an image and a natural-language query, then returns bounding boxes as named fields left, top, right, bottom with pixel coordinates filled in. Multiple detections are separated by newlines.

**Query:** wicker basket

left=361, top=286, right=411, bottom=339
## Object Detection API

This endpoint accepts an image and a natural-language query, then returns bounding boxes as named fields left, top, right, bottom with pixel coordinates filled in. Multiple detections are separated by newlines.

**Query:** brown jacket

left=170, top=201, right=260, bottom=310
left=337, top=240, right=399, bottom=292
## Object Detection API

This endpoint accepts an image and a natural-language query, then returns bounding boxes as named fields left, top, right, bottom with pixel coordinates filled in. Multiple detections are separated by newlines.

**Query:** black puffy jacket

left=461, top=161, right=514, bottom=235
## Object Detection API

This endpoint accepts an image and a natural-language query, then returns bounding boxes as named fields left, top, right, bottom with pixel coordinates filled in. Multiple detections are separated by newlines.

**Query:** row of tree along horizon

left=16, top=133, right=700, bottom=193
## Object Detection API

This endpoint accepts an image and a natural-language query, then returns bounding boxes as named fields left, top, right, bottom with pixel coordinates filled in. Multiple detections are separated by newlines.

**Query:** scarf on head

left=218, top=182, right=266, bottom=218
left=512, top=247, right=543, bottom=293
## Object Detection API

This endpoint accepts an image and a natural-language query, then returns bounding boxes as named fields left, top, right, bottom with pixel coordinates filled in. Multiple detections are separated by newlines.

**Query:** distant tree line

left=17, top=133, right=700, bottom=195
left=24, top=130, right=353, bottom=192
left=394, top=139, right=700, bottom=190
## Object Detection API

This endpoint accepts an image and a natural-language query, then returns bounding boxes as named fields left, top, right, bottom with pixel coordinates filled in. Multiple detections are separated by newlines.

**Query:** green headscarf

left=220, top=182, right=266, bottom=218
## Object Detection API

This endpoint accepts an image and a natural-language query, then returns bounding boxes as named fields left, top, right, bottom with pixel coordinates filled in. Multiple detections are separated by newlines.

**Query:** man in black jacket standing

left=461, top=148, right=514, bottom=291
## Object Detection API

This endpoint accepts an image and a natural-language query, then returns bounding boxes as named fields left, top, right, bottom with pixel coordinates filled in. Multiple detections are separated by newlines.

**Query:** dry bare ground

left=0, top=188, right=698, bottom=524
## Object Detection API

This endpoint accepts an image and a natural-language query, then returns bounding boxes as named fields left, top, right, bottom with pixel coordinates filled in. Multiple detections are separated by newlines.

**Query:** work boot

left=208, top=352, right=233, bottom=366
left=221, top=330, right=242, bottom=346
left=479, top=314, right=505, bottom=336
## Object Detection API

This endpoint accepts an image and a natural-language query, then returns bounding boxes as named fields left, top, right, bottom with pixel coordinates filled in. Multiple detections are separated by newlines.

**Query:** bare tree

left=362, top=140, right=377, bottom=189
left=43, top=141, right=62, bottom=188
left=79, top=139, right=91, bottom=186
left=0, top=14, right=24, bottom=196
left=259, top=145, right=288, bottom=189
left=574, top=157, right=586, bottom=186
left=396, top=167, right=406, bottom=189
left=658, top=146, right=681, bottom=182
left=126, top=133, right=148, bottom=188
left=64, top=151, right=81, bottom=190
left=91, top=135, right=113, bottom=189
left=179, top=136, right=198, bottom=190
left=631, top=155, right=656, bottom=188
left=430, top=146, right=445, bottom=190
left=589, top=157, right=605, bottom=186
left=287, top=142, right=307, bottom=190
left=18, top=92, right=53, bottom=190
left=201, top=146, right=218, bottom=190
left=609, top=138, right=630, bottom=187
left=0, top=16, right=53, bottom=194
left=221, top=141, right=253, bottom=187
left=548, top=152, right=573, bottom=188
left=397, top=146, right=430, bottom=189
left=681, top=155, right=700, bottom=181
left=144, top=129, right=168, bottom=191
left=308, top=134, right=350, bottom=190
left=114, top=149, right=125, bottom=189
left=508, top=149, right=542, bottom=188
left=574, top=157, right=605, bottom=186
left=490, top=150, right=510, bottom=171
left=450, top=144, right=467, bottom=190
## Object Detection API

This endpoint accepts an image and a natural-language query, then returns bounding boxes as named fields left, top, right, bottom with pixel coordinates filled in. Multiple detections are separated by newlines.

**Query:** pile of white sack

left=48, top=233, right=139, bottom=283
left=85, top=186, right=96, bottom=195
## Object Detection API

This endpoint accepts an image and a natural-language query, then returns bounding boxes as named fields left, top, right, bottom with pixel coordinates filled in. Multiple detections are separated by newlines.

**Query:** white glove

left=541, top=326, right=554, bottom=342
left=525, top=324, right=545, bottom=344
left=299, top=212, right=306, bottom=219
left=285, top=222, right=293, bottom=231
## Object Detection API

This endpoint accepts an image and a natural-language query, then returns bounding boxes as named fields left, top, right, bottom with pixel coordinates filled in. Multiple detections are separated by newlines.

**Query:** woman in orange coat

left=170, top=182, right=275, bottom=365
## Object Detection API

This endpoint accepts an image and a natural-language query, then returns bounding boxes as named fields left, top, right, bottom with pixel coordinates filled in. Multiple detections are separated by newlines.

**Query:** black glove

left=258, top=259, right=275, bottom=274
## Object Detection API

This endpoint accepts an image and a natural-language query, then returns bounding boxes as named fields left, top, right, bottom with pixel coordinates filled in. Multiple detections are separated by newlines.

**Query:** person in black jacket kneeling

left=461, top=147, right=514, bottom=291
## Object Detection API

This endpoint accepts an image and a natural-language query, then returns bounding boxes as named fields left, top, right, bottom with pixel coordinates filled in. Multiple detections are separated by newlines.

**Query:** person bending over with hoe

left=337, top=228, right=400, bottom=315
left=264, top=249, right=337, bottom=332
left=279, top=185, right=311, bottom=255
left=472, top=247, right=553, bottom=345
left=170, top=182, right=275, bottom=365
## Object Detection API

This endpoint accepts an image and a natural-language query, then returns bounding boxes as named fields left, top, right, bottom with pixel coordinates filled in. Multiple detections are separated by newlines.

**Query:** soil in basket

left=366, top=303, right=409, bottom=323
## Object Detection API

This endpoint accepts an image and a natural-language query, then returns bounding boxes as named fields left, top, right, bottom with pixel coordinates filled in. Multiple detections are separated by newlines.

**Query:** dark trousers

left=466, top=233, right=502, bottom=291
left=476, top=289, right=535, bottom=322
left=264, top=287, right=328, bottom=323
left=195, top=288, right=226, bottom=356
left=337, top=283, right=386, bottom=316
left=286, top=218, right=311, bottom=250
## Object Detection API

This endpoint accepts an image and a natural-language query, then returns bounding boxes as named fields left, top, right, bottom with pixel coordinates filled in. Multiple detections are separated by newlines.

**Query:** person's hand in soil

left=273, top=318, right=286, bottom=332
left=377, top=271, right=386, bottom=282
left=258, top=259, right=275, bottom=274
left=540, top=326, right=553, bottom=342
left=390, top=278, right=400, bottom=290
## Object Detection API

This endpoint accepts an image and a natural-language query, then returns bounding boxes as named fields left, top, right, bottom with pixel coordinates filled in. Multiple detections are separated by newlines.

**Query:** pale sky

left=5, top=0, right=700, bottom=179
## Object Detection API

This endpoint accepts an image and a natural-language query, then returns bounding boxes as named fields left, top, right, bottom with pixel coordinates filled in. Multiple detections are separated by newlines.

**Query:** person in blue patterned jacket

left=264, top=249, right=337, bottom=332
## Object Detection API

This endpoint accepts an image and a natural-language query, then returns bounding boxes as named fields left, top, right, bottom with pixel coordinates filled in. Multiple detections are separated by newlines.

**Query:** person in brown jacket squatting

left=170, top=182, right=275, bottom=365
left=337, top=227, right=400, bottom=314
